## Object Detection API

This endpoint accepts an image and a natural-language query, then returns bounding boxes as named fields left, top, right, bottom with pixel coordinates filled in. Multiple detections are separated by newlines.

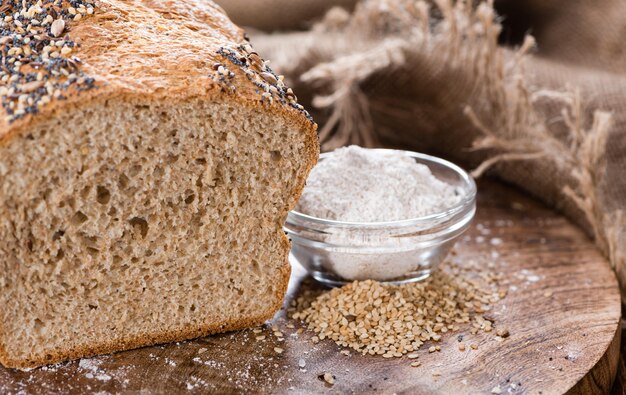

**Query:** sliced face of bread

left=0, top=0, right=318, bottom=369
left=0, top=94, right=316, bottom=368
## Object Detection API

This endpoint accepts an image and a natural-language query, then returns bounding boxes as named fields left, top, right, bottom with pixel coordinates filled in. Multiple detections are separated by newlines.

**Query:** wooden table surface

left=0, top=179, right=621, bottom=394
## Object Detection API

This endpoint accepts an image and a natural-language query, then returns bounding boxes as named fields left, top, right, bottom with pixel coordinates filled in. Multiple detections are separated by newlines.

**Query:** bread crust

left=0, top=0, right=316, bottom=143
left=0, top=0, right=318, bottom=369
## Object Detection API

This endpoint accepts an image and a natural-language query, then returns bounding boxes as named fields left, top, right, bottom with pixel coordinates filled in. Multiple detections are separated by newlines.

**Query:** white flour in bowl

left=294, top=145, right=465, bottom=282
left=297, top=145, right=461, bottom=222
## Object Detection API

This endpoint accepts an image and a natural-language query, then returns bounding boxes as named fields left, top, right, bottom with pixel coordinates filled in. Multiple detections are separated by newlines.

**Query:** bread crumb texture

left=0, top=0, right=318, bottom=369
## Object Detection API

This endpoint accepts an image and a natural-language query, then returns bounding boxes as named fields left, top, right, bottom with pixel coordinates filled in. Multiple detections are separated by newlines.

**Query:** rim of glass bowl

left=286, top=149, right=477, bottom=229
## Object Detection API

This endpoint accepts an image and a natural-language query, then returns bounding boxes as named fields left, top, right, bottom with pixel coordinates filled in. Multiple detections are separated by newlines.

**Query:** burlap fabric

left=216, top=0, right=626, bottom=295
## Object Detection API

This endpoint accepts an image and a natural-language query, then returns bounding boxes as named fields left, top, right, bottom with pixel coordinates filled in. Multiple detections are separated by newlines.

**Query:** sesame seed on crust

left=0, top=0, right=96, bottom=123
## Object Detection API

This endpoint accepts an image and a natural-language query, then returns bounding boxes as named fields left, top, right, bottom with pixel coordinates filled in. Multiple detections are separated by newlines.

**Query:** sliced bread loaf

left=0, top=0, right=318, bottom=368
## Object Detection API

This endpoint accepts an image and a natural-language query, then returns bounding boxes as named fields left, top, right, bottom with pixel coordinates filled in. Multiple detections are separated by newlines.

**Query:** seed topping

left=0, top=0, right=96, bottom=123
left=50, top=18, right=65, bottom=37
left=214, top=45, right=313, bottom=123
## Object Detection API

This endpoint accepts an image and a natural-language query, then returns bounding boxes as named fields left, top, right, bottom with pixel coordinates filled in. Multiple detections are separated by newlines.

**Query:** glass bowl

left=284, top=149, right=477, bottom=287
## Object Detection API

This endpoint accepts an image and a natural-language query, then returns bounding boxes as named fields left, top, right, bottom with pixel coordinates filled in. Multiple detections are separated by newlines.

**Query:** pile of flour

left=297, top=145, right=462, bottom=222
left=294, top=146, right=466, bottom=282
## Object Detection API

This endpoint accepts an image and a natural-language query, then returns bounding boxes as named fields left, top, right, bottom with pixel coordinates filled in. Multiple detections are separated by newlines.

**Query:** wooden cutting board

left=0, top=180, right=621, bottom=394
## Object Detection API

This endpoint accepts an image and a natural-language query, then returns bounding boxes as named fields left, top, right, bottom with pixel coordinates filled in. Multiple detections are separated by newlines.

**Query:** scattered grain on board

left=321, top=372, right=335, bottom=385
left=496, top=328, right=510, bottom=338
left=289, top=261, right=505, bottom=359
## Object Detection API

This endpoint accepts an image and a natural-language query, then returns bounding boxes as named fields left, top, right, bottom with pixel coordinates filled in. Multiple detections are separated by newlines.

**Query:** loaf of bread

left=0, top=0, right=318, bottom=368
